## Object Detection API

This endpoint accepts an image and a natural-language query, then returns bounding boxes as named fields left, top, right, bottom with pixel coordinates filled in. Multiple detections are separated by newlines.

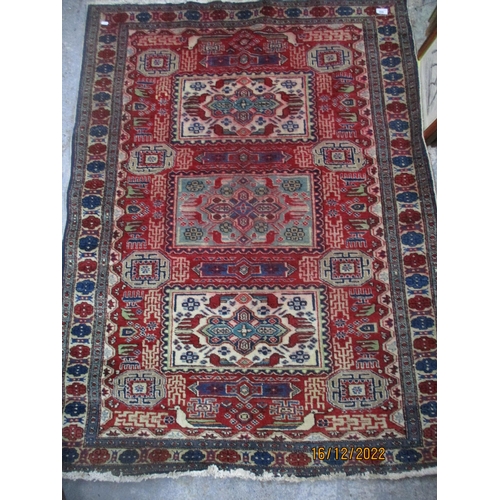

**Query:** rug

left=62, top=0, right=437, bottom=479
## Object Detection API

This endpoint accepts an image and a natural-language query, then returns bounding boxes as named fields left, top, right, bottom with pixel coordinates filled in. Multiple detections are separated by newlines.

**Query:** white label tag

left=100, top=20, right=109, bottom=26
left=376, top=7, right=389, bottom=15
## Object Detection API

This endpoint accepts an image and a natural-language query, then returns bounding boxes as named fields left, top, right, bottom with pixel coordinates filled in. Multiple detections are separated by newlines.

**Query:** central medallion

left=207, top=87, right=280, bottom=126
left=200, top=305, right=290, bottom=355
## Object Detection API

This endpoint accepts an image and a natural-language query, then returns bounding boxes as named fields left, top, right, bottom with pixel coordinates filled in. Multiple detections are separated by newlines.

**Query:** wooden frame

left=418, top=26, right=437, bottom=144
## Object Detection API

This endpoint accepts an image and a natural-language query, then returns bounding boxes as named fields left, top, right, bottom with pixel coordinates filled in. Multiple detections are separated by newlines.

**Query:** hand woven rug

left=62, top=0, right=437, bottom=480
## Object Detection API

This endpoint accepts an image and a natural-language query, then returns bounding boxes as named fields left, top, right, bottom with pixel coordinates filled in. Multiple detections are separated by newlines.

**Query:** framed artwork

left=418, top=28, right=437, bottom=144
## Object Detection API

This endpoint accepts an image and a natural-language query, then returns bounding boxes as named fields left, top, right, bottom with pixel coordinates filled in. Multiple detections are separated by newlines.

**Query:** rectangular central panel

left=162, top=288, right=330, bottom=373
left=172, top=72, right=315, bottom=143
left=174, top=173, right=317, bottom=248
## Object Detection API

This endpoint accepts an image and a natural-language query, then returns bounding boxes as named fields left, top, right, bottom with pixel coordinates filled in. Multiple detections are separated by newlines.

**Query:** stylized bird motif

left=261, top=410, right=319, bottom=431
left=295, top=410, right=319, bottom=431
left=285, top=331, right=314, bottom=348
left=177, top=332, right=203, bottom=348
left=264, top=230, right=276, bottom=244
left=176, top=314, right=205, bottom=348
left=209, top=353, right=235, bottom=367
left=255, top=353, right=282, bottom=367
left=121, top=308, right=138, bottom=321
left=172, top=405, right=229, bottom=429
left=173, top=405, right=195, bottom=429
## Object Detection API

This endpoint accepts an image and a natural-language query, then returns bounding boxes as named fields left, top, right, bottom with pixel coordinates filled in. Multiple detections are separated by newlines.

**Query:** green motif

left=254, top=221, right=268, bottom=233
left=254, top=186, right=269, bottom=196
left=184, top=227, right=204, bottom=241
left=219, top=221, right=233, bottom=234
left=185, top=180, right=205, bottom=192
left=282, top=179, right=302, bottom=192
left=285, top=227, right=305, bottom=241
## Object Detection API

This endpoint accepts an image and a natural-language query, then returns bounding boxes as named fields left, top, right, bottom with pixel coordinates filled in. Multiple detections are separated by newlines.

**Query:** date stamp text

left=311, top=447, right=386, bottom=461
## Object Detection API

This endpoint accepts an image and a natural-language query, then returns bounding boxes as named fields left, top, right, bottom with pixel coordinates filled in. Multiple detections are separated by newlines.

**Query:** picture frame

left=418, top=26, right=437, bottom=144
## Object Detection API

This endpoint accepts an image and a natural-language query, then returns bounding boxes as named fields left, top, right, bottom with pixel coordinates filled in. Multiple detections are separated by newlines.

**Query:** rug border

left=63, top=464, right=437, bottom=482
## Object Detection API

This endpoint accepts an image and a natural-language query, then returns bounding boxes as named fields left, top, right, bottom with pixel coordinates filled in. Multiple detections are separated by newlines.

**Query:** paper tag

left=100, top=20, right=109, bottom=26
left=376, top=7, right=389, bottom=15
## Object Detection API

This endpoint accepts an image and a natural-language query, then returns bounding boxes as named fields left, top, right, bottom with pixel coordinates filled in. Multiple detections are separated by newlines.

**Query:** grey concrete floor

left=63, top=475, right=437, bottom=500
left=62, top=0, right=437, bottom=498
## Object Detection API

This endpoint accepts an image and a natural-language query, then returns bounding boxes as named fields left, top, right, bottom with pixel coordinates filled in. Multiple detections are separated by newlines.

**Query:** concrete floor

left=62, top=0, right=437, bottom=498
left=63, top=474, right=437, bottom=500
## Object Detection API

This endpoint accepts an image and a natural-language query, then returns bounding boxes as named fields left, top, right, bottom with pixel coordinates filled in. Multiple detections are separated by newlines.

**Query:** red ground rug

left=63, top=0, right=437, bottom=478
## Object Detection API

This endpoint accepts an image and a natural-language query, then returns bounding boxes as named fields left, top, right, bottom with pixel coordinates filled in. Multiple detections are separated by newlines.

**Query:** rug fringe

left=63, top=464, right=437, bottom=483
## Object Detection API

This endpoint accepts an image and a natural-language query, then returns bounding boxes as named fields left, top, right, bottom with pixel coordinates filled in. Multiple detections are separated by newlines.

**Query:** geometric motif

left=188, top=377, right=301, bottom=403
left=113, top=370, right=167, bottom=407
left=173, top=73, right=315, bottom=143
left=326, top=370, right=388, bottom=410
left=312, top=140, right=365, bottom=171
left=319, top=250, right=373, bottom=287
left=114, top=410, right=172, bottom=429
left=269, top=400, right=304, bottom=421
left=201, top=305, right=290, bottom=355
left=174, top=173, right=317, bottom=248
left=333, top=337, right=355, bottom=370
left=195, top=148, right=292, bottom=168
left=126, top=144, right=176, bottom=175
left=187, top=397, right=220, bottom=419
left=193, top=258, right=296, bottom=281
left=303, top=377, right=327, bottom=411
left=137, top=49, right=179, bottom=77
left=121, top=251, right=170, bottom=289
left=323, top=413, right=389, bottom=434
left=307, top=45, right=353, bottom=73
left=197, top=29, right=289, bottom=69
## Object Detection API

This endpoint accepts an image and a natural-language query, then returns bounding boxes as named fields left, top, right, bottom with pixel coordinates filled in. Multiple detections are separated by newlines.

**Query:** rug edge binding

left=63, top=464, right=437, bottom=482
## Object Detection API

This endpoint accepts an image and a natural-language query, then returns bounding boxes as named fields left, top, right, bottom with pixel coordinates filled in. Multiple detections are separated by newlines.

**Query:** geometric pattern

left=326, top=370, right=388, bottom=410
left=173, top=73, right=315, bottom=143
left=174, top=173, right=317, bottom=248
left=192, top=258, right=296, bottom=281
left=188, top=377, right=301, bottom=403
left=126, top=144, right=176, bottom=175
left=197, top=29, right=289, bottom=70
left=312, top=140, right=365, bottom=172
left=113, top=370, right=167, bottom=407
left=307, top=45, right=353, bottom=73
left=137, top=49, right=179, bottom=77
left=121, top=251, right=170, bottom=289
left=63, top=0, right=437, bottom=479
left=319, top=250, right=373, bottom=287
left=163, top=288, right=330, bottom=372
